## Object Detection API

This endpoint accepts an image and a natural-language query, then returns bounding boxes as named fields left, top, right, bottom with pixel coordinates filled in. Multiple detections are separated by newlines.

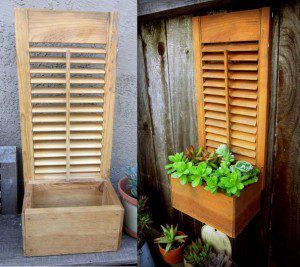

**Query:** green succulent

left=184, top=239, right=211, bottom=266
left=190, top=162, right=212, bottom=187
left=216, top=144, right=234, bottom=166
left=204, top=175, right=219, bottom=194
left=218, top=169, right=245, bottom=197
left=165, top=152, right=187, bottom=174
left=170, top=161, right=193, bottom=185
left=234, top=161, right=253, bottom=173
left=154, top=225, right=187, bottom=255
left=126, top=165, right=137, bottom=198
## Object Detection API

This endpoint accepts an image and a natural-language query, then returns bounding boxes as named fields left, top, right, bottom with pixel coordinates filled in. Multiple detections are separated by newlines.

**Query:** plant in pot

left=184, top=239, right=211, bottom=267
left=118, top=165, right=137, bottom=238
left=154, top=224, right=187, bottom=264
left=166, top=144, right=261, bottom=237
left=138, top=196, right=155, bottom=267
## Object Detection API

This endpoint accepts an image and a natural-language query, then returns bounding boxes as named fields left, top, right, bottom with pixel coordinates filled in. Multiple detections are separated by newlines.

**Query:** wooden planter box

left=170, top=178, right=262, bottom=238
left=15, top=9, right=123, bottom=256
left=22, top=181, right=123, bottom=256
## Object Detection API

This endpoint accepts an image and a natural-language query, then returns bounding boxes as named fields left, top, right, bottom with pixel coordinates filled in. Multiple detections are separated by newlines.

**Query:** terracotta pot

left=157, top=231, right=186, bottom=264
left=118, top=176, right=137, bottom=238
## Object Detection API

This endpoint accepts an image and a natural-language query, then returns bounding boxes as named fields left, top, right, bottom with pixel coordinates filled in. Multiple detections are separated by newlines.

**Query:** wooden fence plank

left=140, top=20, right=174, bottom=221
left=271, top=1, right=300, bottom=265
left=166, top=15, right=201, bottom=238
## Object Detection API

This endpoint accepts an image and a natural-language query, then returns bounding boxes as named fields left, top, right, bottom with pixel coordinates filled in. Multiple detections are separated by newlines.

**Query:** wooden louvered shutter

left=193, top=8, right=270, bottom=187
left=15, top=9, right=118, bottom=183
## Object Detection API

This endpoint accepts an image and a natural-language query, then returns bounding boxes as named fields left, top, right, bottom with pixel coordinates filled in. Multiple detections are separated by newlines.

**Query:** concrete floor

left=0, top=215, right=137, bottom=266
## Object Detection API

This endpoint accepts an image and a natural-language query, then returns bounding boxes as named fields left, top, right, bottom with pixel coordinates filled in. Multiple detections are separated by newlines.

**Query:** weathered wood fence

left=138, top=0, right=299, bottom=266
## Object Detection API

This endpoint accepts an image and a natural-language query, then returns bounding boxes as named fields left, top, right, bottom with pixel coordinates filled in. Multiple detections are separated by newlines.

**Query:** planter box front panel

left=170, top=178, right=261, bottom=238
left=23, top=181, right=123, bottom=256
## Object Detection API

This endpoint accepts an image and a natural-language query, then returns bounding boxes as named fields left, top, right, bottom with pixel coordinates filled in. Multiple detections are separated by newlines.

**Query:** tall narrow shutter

left=193, top=8, right=270, bottom=187
left=15, top=9, right=118, bottom=183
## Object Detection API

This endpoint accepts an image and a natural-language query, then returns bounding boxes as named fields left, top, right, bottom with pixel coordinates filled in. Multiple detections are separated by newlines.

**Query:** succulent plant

left=234, top=161, right=253, bottom=173
left=184, top=238, right=211, bottom=266
left=190, top=162, right=212, bottom=187
left=216, top=145, right=234, bottom=166
left=138, top=196, right=152, bottom=249
left=126, top=165, right=137, bottom=198
left=154, top=225, right=187, bottom=255
left=207, top=251, right=233, bottom=267
left=184, top=145, right=203, bottom=164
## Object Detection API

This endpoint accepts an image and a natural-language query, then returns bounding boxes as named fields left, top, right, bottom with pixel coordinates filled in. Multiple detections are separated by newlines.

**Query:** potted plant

left=184, top=239, right=211, bottom=267
left=166, top=144, right=261, bottom=237
left=118, top=165, right=137, bottom=238
left=138, top=196, right=155, bottom=267
left=154, top=224, right=187, bottom=264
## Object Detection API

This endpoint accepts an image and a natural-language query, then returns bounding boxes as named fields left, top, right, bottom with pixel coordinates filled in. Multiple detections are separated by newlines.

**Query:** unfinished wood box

left=15, top=9, right=123, bottom=256
left=171, top=8, right=271, bottom=238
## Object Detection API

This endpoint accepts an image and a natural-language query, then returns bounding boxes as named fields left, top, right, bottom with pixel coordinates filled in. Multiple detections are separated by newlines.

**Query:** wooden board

left=15, top=9, right=118, bottom=183
left=170, top=177, right=261, bottom=237
left=23, top=181, right=123, bottom=256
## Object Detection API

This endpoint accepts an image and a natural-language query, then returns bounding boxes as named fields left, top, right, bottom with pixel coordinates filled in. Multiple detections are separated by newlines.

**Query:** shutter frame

left=193, top=7, right=271, bottom=188
left=15, top=9, right=118, bottom=184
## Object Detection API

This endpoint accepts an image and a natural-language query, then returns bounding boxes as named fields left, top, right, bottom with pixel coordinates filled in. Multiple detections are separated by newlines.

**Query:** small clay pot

left=118, top=176, right=137, bottom=238
left=157, top=231, right=186, bottom=264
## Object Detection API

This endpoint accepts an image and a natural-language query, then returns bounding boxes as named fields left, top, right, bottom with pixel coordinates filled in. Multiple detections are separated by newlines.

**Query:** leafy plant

left=154, top=225, right=187, bottom=255
left=216, top=144, right=234, bottom=166
left=168, top=161, right=194, bottom=185
left=138, top=196, right=152, bottom=248
left=166, top=144, right=260, bottom=197
left=234, top=161, right=253, bottom=173
left=126, top=165, right=137, bottom=198
left=190, top=162, right=212, bottom=187
left=184, top=239, right=211, bottom=266
left=184, top=145, right=203, bottom=164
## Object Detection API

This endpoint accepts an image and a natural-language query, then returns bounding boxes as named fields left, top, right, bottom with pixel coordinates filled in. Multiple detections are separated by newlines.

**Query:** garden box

left=15, top=9, right=123, bottom=256
left=22, top=180, right=123, bottom=256
left=170, top=177, right=262, bottom=238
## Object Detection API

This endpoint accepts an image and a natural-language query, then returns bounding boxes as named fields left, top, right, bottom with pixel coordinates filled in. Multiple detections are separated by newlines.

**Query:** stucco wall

left=0, top=0, right=137, bottom=188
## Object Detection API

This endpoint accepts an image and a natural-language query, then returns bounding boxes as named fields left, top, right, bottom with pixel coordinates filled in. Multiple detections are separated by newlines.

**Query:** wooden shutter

left=15, top=9, right=118, bottom=183
left=193, top=8, right=270, bottom=187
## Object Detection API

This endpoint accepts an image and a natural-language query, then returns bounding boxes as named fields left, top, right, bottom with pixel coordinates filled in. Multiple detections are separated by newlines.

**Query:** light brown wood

left=16, top=8, right=118, bottom=182
left=100, top=12, right=118, bottom=178
left=16, top=8, right=123, bottom=257
left=200, top=9, right=260, bottom=43
left=15, top=9, right=34, bottom=184
left=170, top=177, right=261, bottom=238
left=28, top=10, right=109, bottom=44
left=192, top=17, right=206, bottom=147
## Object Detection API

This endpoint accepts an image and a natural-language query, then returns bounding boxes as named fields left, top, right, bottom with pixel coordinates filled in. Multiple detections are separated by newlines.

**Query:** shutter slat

left=205, top=119, right=226, bottom=128
left=231, top=138, right=256, bottom=151
left=29, top=46, right=106, bottom=54
left=230, top=99, right=257, bottom=108
left=229, top=90, right=257, bottom=99
left=203, top=79, right=225, bottom=88
left=206, top=133, right=227, bottom=143
left=231, top=130, right=256, bottom=142
left=202, top=54, right=224, bottom=61
left=231, top=146, right=256, bottom=158
left=204, top=88, right=225, bottom=96
left=30, top=68, right=105, bottom=74
left=204, top=103, right=226, bottom=112
left=229, top=80, right=257, bottom=90
left=204, top=96, right=226, bottom=104
left=231, top=115, right=257, bottom=126
left=203, top=63, right=224, bottom=70
left=231, top=123, right=257, bottom=134
left=30, top=57, right=105, bottom=64
left=205, top=111, right=226, bottom=121
left=203, top=71, right=225, bottom=79
left=229, top=72, right=257, bottom=80
left=229, top=63, right=258, bottom=71
left=229, top=52, right=258, bottom=61
left=230, top=107, right=257, bottom=117
left=205, top=125, right=227, bottom=136
left=202, top=43, right=258, bottom=52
